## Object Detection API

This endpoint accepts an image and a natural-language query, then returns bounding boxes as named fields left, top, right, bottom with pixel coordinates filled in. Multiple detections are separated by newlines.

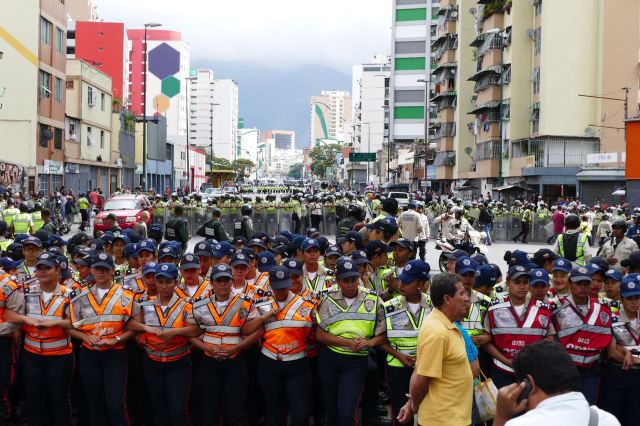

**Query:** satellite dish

left=464, top=147, right=473, bottom=155
left=469, top=7, right=477, bottom=16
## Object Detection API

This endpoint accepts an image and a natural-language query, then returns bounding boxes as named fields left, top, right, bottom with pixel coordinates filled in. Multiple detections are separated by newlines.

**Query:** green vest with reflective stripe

left=31, top=212, right=44, bottom=232
left=316, top=288, right=378, bottom=356
left=0, top=239, right=12, bottom=252
left=460, top=290, right=490, bottom=338
left=2, top=208, right=18, bottom=226
left=384, top=296, right=430, bottom=367
left=557, top=233, right=588, bottom=266
left=13, top=213, right=31, bottom=234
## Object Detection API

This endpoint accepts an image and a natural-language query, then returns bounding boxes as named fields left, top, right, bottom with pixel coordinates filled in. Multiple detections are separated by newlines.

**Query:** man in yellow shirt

left=401, top=272, right=473, bottom=426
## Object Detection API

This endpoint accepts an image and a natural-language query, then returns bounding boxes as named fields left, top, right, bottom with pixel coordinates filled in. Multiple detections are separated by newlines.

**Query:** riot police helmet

left=241, top=204, right=253, bottom=216
left=564, top=214, right=580, bottom=230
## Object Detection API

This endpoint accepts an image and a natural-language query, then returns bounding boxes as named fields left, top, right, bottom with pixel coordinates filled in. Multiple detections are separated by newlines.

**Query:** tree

left=207, top=155, right=231, bottom=170
left=310, top=144, right=341, bottom=179
left=288, top=163, right=303, bottom=179
left=232, top=159, right=254, bottom=177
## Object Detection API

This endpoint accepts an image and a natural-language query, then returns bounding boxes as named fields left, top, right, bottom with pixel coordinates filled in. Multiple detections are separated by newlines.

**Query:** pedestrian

left=78, top=193, right=90, bottom=231
left=600, top=220, right=638, bottom=271
left=0, top=262, right=23, bottom=423
left=133, top=211, right=149, bottom=239
left=397, top=201, right=423, bottom=259
left=67, top=253, right=135, bottom=426
left=478, top=201, right=494, bottom=246
left=512, top=204, right=534, bottom=244
left=416, top=202, right=429, bottom=260
left=547, top=205, right=565, bottom=245
left=315, top=258, right=386, bottom=426
left=399, top=272, right=473, bottom=426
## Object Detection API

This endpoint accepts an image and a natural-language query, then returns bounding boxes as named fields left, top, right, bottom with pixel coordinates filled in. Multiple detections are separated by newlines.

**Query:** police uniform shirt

left=600, top=236, right=638, bottom=270
left=176, top=277, right=211, bottom=298
left=133, top=293, right=193, bottom=321
left=483, top=293, right=556, bottom=336
left=316, top=287, right=386, bottom=336
left=616, top=307, right=640, bottom=335
left=0, top=280, right=24, bottom=335
left=389, top=293, right=432, bottom=320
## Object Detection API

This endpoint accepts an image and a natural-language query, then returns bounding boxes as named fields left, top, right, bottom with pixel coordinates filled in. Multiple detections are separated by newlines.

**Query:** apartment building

left=431, top=0, right=640, bottom=204
left=310, top=91, right=352, bottom=146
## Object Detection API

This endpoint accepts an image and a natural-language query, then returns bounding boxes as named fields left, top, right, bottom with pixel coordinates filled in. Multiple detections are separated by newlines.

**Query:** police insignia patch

left=538, top=315, right=548, bottom=328
left=300, top=307, right=310, bottom=317
left=2, top=284, right=12, bottom=296
left=600, top=312, right=609, bottom=324
left=344, top=262, right=353, bottom=270
left=120, top=296, right=131, bottom=307
left=238, top=308, right=248, bottom=319
left=364, top=299, right=375, bottom=312
left=276, top=271, right=285, bottom=279
left=405, top=264, right=412, bottom=271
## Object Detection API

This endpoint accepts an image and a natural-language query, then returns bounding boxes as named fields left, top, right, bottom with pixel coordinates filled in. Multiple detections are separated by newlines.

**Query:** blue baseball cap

left=552, top=258, right=572, bottom=273
left=194, top=241, right=212, bottom=257
left=291, top=235, right=307, bottom=252
left=350, top=250, right=370, bottom=266
left=471, top=253, right=488, bottom=265
left=143, top=261, right=158, bottom=276
left=507, top=265, right=532, bottom=280
left=211, top=263, right=233, bottom=281
left=179, top=253, right=200, bottom=270
left=89, top=239, right=105, bottom=252
left=56, top=254, right=72, bottom=280
left=569, top=266, right=592, bottom=283
left=248, top=238, right=266, bottom=250
left=113, top=234, right=131, bottom=245
left=398, top=260, right=430, bottom=283
left=22, top=236, right=42, bottom=248
left=529, top=268, right=550, bottom=286
left=302, top=238, right=321, bottom=252
left=269, top=266, right=292, bottom=290
left=48, top=235, right=67, bottom=247
left=212, top=241, right=234, bottom=258
left=390, top=238, right=414, bottom=251
left=155, top=263, right=179, bottom=280
left=230, top=252, right=249, bottom=267
left=100, top=232, right=115, bottom=244
left=455, top=256, right=479, bottom=275
left=233, top=236, right=248, bottom=246
left=343, top=231, right=363, bottom=246
left=325, top=245, right=342, bottom=258
left=35, top=252, right=58, bottom=268
left=476, top=264, right=499, bottom=287
left=92, top=253, right=115, bottom=270
left=507, top=250, right=531, bottom=267
left=335, top=259, right=361, bottom=280
left=444, top=249, right=469, bottom=260
left=605, top=269, right=623, bottom=282
left=284, top=258, right=303, bottom=276
left=365, top=240, right=392, bottom=258
left=136, top=240, right=156, bottom=255
left=258, top=252, right=276, bottom=273
left=158, top=246, right=179, bottom=259
left=621, top=273, right=640, bottom=298
left=125, top=243, right=138, bottom=258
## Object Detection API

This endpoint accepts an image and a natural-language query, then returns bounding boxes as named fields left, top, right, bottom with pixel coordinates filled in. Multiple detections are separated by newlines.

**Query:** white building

left=238, top=128, right=260, bottom=165
left=213, top=79, right=239, bottom=161
left=271, top=149, right=304, bottom=177
left=188, top=68, right=215, bottom=148
left=310, top=90, right=352, bottom=146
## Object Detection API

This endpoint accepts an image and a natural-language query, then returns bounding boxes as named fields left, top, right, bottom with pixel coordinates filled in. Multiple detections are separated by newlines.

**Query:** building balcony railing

left=434, top=150, right=456, bottom=167
left=510, top=137, right=600, bottom=168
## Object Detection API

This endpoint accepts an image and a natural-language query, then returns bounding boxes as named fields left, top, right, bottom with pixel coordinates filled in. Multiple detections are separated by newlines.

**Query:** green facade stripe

left=396, top=8, right=427, bottom=22
left=394, top=106, right=424, bottom=119
left=315, top=105, right=329, bottom=139
left=394, top=57, right=426, bottom=71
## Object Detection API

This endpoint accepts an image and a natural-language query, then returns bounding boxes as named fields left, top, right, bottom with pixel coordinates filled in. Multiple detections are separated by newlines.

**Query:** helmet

left=19, top=203, right=28, bottom=213
left=34, top=203, right=42, bottom=211
left=611, top=219, right=628, bottom=230
left=564, top=214, right=580, bottom=229
left=241, top=204, right=253, bottom=216
left=255, top=196, right=263, bottom=203
left=347, top=204, right=364, bottom=221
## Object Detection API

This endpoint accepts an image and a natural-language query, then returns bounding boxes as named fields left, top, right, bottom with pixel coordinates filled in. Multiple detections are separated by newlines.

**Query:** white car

left=387, top=192, right=411, bottom=208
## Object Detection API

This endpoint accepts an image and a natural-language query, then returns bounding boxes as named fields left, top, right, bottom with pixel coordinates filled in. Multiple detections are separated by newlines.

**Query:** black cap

left=92, top=253, right=115, bottom=269
left=365, top=240, right=392, bottom=258
left=269, top=266, right=292, bottom=290
left=335, top=259, right=361, bottom=280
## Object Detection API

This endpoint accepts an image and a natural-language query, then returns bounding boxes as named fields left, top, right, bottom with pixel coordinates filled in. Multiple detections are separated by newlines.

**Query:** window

left=39, top=124, right=50, bottom=147
left=55, top=77, right=63, bottom=102
left=532, top=67, right=541, bottom=94
left=87, top=86, right=95, bottom=106
left=39, top=70, right=51, bottom=99
left=531, top=103, right=540, bottom=134
left=534, top=27, right=542, bottom=55
left=100, top=130, right=105, bottom=148
left=534, top=0, right=542, bottom=16
left=40, top=18, right=52, bottom=44
left=56, top=27, right=64, bottom=52
left=101, top=93, right=105, bottom=111
left=54, top=128, right=62, bottom=149
left=87, top=127, right=93, bottom=145
left=66, top=80, right=74, bottom=89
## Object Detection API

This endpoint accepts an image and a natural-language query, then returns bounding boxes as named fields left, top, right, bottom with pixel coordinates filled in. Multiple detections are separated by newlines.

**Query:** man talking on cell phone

left=494, top=340, right=620, bottom=426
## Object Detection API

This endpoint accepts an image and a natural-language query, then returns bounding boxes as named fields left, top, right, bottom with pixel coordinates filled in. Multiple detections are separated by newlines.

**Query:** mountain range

left=192, top=61, right=352, bottom=150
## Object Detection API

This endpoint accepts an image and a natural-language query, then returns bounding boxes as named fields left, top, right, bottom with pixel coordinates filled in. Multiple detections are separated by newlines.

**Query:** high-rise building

left=71, top=22, right=129, bottom=104
left=127, top=29, right=190, bottom=138
left=310, top=91, right=352, bottom=146
left=0, top=0, right=67, bottom=193
left=238, top=128, right=260, bottom=167
left=431, top=0, right=640, bottom=203
left=347, top=55, right=391, bottom=184
left=212, top=79, right=239, bottom=161
left=65, top=0, right=99, bottom=22
left=263, top=130, right=295, bottom=150
left=188, top=68, right=215, bottom=148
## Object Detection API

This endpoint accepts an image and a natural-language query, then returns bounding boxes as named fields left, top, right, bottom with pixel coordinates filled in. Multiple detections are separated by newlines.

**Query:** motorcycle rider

left=434, top=207, right=472, bottom=246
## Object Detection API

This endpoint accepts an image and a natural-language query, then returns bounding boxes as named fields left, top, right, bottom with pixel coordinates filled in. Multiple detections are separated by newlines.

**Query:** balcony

left=481, top=9, right=504, bottom=32
left=439, top=0, right=456, bottom=7
left=438, top=108, right=455, bottom=123
left=476, top=85, right=501, bottom=105
left=474, top=159, right=499, bottom=178
left=509, top=155, right=535, bottom=177
left=434, top=150, right=456, bottom=167
left=477, top=122, right=500, bottom=142
left=481, top=49, right=502, bottom=69
left=437, top=19, right=456, bottom=36
left=438, top=137, right=454, bottom=152
left=437, top=49, right=457, bottom=65
left=436, top=165, right=455, bottom=180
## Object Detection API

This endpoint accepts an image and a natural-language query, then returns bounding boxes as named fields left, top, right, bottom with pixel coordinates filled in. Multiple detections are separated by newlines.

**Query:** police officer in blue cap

left=601, top=273, right=640, bottom=424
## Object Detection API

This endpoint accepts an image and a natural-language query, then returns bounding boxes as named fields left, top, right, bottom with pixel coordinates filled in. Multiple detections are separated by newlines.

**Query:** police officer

left=380, top=259, right=431, bottom=422
left=2, top=199, right=19, bottom=236
left=256, top=266, right=315, bottom=426
left=337, top=204, right=362, bottom=239
left=550, top=266, right=613, bottom=404
left=13, top=203, right=33, bottom=236
left=0, top=260, right=23, bottom=422
left=164, top=206, right=189, bottom=254
left=31, top=203, right=45, bottom=233
left=4, top=253, right=73, bottom=426
left=127, top=263, right=201, bottom=426
left=196, top=207, right=229, bottom=241
left=67, top=253, right=136, bottom=426
left=601, top=273, right=640, bottom=424
left=233, top=204, right=254, bottom=239
left=553, top=214, right=591, bottom=266
left=315, top=258, right=386, bottom=426
left=483, top=266, right=553, bottom=389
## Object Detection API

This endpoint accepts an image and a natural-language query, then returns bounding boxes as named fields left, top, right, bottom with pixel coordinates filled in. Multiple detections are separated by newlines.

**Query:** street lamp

left=142, top=22, right=161, bottom=191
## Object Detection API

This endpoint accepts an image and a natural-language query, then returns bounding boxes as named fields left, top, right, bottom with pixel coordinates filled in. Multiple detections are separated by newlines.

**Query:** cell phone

left=517, top=377, right=532, bottom=403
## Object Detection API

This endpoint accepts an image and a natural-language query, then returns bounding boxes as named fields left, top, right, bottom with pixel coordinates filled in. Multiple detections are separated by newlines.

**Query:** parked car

left=223, top=186, right=237, bottom=194
left=93, top=195, right=152, bottom=234
left=387, top=192, right=412, bottom=209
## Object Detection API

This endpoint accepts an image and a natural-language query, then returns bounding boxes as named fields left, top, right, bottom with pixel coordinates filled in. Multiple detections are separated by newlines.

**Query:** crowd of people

left=0, top=187, right=639, bottom=426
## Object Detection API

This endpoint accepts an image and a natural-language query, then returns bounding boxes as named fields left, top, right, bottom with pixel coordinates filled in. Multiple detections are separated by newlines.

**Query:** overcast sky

left=92, top=0, right=392, bottom=73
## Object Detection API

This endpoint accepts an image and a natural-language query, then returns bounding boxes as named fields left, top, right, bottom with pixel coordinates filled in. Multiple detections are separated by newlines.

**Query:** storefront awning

left=493, top=183, right=530, bottom=192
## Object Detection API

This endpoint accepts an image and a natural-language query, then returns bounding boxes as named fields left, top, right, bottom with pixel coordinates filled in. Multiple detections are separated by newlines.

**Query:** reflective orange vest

left=139, top=297, right=192, bottom=362
left=260, top=294, right=314, bottom=361
left=253, top=272, right=270, bottom=292
left=175, top=278, right=210, bottom=301
left=69, top=284, right=135, bottom=350
left=23, top=283, right=72, bottom=356
left=298, top=287, right=320, bottom=357
left=192, top=293, right=252, bottom=359
left=116, top=273, right=146, bottom=295
left=0, top=274, right=20, bottom=327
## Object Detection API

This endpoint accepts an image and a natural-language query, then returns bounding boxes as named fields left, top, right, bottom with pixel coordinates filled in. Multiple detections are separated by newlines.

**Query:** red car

left=93, top=194, right=152, bottom=233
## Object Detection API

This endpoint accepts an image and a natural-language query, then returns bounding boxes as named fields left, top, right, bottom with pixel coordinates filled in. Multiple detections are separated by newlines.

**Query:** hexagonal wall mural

left=161, top=76, right=181, bottom=98
left=148, top=42, right=180, bottom=80
left=153, top=94, right=170, bottom=113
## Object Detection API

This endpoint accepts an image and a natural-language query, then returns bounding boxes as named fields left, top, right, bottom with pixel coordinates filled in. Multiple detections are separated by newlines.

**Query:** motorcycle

left=435, top=227, right=488, bottom=272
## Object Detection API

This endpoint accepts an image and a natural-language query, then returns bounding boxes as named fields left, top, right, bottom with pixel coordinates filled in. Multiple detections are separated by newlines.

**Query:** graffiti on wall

left=0, top=160, right=24, bottom=191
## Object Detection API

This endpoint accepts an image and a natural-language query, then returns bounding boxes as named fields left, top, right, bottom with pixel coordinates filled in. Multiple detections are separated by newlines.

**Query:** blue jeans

left=482, top=223, right=493, bottom=245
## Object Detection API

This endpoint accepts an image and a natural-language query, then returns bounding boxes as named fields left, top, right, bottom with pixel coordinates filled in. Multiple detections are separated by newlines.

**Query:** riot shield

left=191, top=206, right=207, bottom=239
left=493, top=215, right=509, bottom=241
left=253, top=207, right=266, bottom=234
left=508, top=214, right=522, bottom=241
left=183, top=206, right=196, bottom=236
left=532, top=216, right=551, bottom=243
left=152, top=205, right=166, bottom=229
left=323, top=206, right=337, bottom=237
left=427, top=212, right=438, bottom=239
left=265, top=208, right=278, bottom=236
left=279, top=208, right=292, bottom=232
